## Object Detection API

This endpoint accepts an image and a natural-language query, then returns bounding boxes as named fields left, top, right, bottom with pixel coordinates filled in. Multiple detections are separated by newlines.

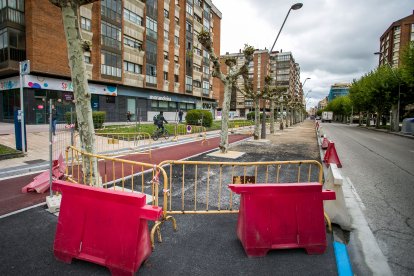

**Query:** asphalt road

left=320, top=122, right=414, bottom=276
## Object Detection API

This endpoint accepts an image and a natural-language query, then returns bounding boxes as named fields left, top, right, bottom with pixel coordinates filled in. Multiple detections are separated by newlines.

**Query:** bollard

left=52, top=180, right=162, bottom=275
left=323, top=141, right=342, bottom=168
left=229, top=183, right=335, bottom=257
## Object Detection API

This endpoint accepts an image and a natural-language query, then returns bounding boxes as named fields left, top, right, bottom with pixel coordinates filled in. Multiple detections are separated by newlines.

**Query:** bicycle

left=152, top=127, right=170, bottom=141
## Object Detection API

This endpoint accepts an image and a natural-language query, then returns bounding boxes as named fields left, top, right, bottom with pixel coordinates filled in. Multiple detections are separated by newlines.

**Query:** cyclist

left=155, top=111, right=168, bottom=133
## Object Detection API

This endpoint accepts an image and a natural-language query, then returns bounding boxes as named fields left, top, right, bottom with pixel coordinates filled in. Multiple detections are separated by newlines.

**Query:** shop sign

left=149, top=95, right=172, bottom=101
left=63, top=92, right=73, bottom=101
left=24, top=75, right=117, bottom=96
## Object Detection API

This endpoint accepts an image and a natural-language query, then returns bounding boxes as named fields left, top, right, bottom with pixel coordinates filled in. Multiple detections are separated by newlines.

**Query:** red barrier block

left=323, top=141, right=342, bottom=168
left=321, top=137, right=329, bottom=150
left=52, top=180, right=162, bottom=275
left=228, top=183, right=335, bottom=257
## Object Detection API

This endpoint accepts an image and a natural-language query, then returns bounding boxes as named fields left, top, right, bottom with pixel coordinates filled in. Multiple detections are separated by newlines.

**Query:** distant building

left=318, top=97, right=328, bottom=110
left=218, top=50, right=302, bottom=118
left=328, top=83, right=350, bottom=102
left=378, top=10, right=414, bottom=68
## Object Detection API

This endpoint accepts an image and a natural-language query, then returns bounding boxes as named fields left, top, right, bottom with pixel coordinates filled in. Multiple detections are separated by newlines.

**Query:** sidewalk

left=0, top=120, right=340, bottom=275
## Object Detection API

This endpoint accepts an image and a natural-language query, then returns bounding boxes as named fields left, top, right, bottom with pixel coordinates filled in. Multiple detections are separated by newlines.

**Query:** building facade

left=0, top=0, right=221, bottom=124
left=217, top=49, right=302, bottom=118
left=328, top=83, right=350, bottom=102
left=378, top=10, right=414, bottom=68
left=317, top=97, right=328, bottom=110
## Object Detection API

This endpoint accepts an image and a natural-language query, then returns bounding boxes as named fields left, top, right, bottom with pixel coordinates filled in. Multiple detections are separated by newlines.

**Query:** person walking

left=178, top=109, right=183, bottom=123
left=52, top=106, right=58, bottom=136
left=126, top=111, right=132, bottom=123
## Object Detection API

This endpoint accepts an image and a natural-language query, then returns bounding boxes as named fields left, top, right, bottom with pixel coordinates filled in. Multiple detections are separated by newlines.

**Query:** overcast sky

left=213, top=0, right=413, bottom=109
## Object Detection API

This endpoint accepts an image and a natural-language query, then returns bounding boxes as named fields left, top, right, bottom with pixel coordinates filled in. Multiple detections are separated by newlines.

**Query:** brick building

left=0, top=0, right=221, bottom=124
left=217, top=49, right=302, bottom=118
left=378, top=10, right=414, bottom=68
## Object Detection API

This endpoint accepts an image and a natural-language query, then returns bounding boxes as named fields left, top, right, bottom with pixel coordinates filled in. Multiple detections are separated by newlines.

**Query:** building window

left=164, top=30, right=169, bottom=42
left=195, top=0, right=202, bottom=7
left=175, top=16, right=179, bottom=25
left=203, top=17, right=210, bottom=31
left=164, top=9, right=169, bottom=18
left=146, top=64, right=157, bottom=85
left=186, top=3, right=193, bottom=16
left=185, top=75, right=193, bottom=92
left=174, top=74, right=179, bottom=82
left=203, top=81, right=209, bottom=95
left=81, top=17, right=91, bottom=31
left=101, top=0, right=122, bottom=23
left=203, top=65, right=210, bottom=75
left=194, top=47, right=202, bottom=56
left=174, top=35, right=179, bottom=45
left=194, top=64, right=201, bottom=72
left=174, top=55, right=179, bottom=63
left=84, top=55, right=91, bottom=64
left=164, top=51, right=169, bottom=60
left=124, top=61, right=142, bottom=74
left=186, top=20, right=193, bottom=33
left=124, top=36, right=142, bottom=50
left=194, top=14, right=202, bottom=24
left=101, top=21, right=121, bottom=50
left=101, top=50, right=122, bottom=77
left=411, top=24, right=414, bottom=42
left=146, top=17, right=158, bottom=40
left=164, top=71, right=168, bottom=80
left=124, top=9, right=143, bottom=26
left=146, top=40, right=157, bottom=63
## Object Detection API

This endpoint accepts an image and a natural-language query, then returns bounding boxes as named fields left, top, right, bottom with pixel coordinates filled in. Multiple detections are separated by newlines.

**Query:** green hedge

left=247, top=111, right=269, bottom=120
left=65, top=111, right=106, bottom=129
left=185, top=109, right=213, bottom=127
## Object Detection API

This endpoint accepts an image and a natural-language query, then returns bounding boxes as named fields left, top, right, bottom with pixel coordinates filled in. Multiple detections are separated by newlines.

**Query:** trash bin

left=14, top=110, right=27, bottom=151
left=401, top=118, right=414, bottom=135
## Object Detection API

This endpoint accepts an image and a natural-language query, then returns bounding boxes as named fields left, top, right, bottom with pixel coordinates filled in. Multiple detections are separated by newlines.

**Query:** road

left=321, top=122, right=414, bottom=276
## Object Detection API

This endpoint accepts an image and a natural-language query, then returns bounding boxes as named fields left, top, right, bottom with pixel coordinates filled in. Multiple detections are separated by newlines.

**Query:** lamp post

left=261, top=2, right=303, bottom=139
left=374, top=52, right=401, bottom=132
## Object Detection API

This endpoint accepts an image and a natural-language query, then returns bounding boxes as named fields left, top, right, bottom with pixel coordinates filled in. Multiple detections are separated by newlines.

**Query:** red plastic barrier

left=321, top=137, right=329, bottom=150
left=323, top=141, right=342, bottom=168
left=22, top=154, right=65, bottom=193
left=52, top=180, right=162, bottom=275
left=228, top=183, right=335, bottom=257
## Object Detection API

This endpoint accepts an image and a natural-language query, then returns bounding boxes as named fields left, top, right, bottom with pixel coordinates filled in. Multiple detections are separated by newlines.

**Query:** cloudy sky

left=213, top=0, right=413, bottom=109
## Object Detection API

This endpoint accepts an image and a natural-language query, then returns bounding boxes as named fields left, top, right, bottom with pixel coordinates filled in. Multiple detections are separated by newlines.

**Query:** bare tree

left=266, top=86, right=286, bottom=133
left=239, top=75, right=272, bottom=140
left=198, top=31, right=254, bottom=153
left=50, top=0, right=100, bottom=185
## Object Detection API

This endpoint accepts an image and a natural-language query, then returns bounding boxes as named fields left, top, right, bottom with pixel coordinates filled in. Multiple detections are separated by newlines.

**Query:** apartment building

left=378, top=10, right=414, bottom=68
left=217, top=49, right=302, bottom=118
left=318, top=97, right=328, bottom=110
left=0, top=0, right=221, bottom=124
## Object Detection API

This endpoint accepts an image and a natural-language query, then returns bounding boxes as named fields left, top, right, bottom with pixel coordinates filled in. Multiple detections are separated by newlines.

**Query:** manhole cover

left=24, top=159, right=46, bottom=164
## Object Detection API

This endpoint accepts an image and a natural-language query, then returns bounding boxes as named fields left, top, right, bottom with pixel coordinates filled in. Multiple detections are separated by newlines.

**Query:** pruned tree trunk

left=270, top=100, right=275, bottom=134
left=51, top=0, right=100, bottom=185
left=254, top=98, right=260, bottom=140
left=219, top=81, right=232, bottom=152
left=391, top=104, right=399, bottom=132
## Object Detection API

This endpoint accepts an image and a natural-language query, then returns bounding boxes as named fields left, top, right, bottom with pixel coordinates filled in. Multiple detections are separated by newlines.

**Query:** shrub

left=185, top=109, right=213, bottom=127
left=247, top=111, right=255, bottom=120
left=246, top=111, right=267, bottom=121
left=65, top=111, right=106, bottom=129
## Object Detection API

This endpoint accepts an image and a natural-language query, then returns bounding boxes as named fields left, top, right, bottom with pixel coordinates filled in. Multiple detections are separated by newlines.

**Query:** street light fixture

left=262, top=3, right=303, bottom=139
left=374, top=52, right=401, bottom=132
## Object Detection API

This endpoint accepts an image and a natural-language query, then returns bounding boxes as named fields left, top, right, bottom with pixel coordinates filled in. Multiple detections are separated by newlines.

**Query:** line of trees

left=319, top=42, right=414, bottom=130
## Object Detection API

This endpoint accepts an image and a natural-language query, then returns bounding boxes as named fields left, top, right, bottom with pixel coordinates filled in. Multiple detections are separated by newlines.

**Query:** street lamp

left=374, top=52, right=401, bottom=132
left=302, top=77, right=310, bottom=88
left=262, top=2, right=303, bottom=139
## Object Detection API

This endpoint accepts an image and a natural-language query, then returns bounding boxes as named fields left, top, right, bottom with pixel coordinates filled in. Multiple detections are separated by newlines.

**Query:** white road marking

left=346, top=177, right=366, bottom=210
left=0, top=202, right=47, bottom=219
left=369, top=137, right=381, bottom=141
left=410, top=150, right=414, bottom=154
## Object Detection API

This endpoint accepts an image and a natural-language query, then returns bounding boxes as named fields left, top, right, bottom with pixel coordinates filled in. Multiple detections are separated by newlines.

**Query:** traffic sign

left=20, top=60, right=30, bottom=75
